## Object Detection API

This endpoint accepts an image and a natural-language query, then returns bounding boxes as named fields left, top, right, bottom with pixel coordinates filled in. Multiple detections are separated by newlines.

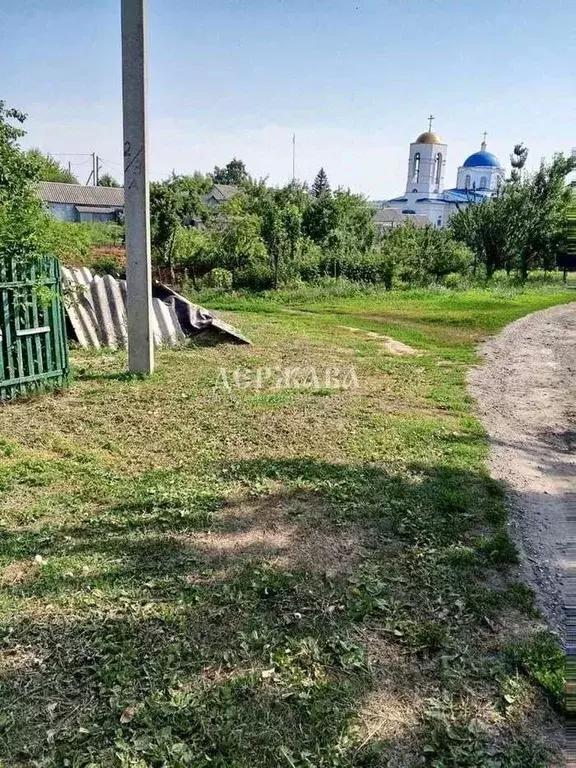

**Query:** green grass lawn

left=0, top=287, right=572, bottom=767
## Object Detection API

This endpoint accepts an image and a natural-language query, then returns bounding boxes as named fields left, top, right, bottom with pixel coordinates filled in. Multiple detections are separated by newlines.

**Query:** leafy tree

left=149, top=173, right=211, bottom=279
left=98, top=173, right=120, bottom=188
left=24, top=148, right=78, bottom=183
left=218, top=209, right=268, bottom=286
left=173, top=226, right=218, bottom=286
left=450, top=152, right=576, bottom=280
left=0, top=103, right=44, bottom=265
left=311, top=167, right=330, bottom=198
left=517, top=153, right=576, bottom=278
left=212, top=158, right=249, bottom=186
left=450, top=195, right=510, bottom=278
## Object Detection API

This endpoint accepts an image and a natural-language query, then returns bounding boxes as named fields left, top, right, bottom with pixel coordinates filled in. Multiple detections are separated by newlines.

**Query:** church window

left=434, top=153, right=443, bottom=185
left=479, top=176, right=487, bottom=189
left=464, top=174, right=471, bottom=189
left=413, top=153, right=420, bottom=183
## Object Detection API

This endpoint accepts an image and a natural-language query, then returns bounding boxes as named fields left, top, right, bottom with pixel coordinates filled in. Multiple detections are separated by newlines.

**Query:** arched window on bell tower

left=434, top=153, right=443, bottom=187
left=479, top=176, right=487, bottom=189
left=465, top=174, right=471, bottom=190
left=413, top=153, right=421, bottom=183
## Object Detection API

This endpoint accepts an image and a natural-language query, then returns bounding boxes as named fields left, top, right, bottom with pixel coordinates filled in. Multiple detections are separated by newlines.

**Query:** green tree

left=311, top=167, right=330, bottom=198
left=212, top=158, right=249, bottom=186
left=24, top=148, right=78, bottom=183
left=98, top=173, right=120, bottom=188
left=0, top=103, right=44, bottom=265
left=218, top=209, right=268, bottom=286
left=510, top=142, right=529, bottom=184
left=450, top=152, right=576, bottom=280
left=149, top=173, right=211, bottom=279
left=517, top=153, right=576, bottom=278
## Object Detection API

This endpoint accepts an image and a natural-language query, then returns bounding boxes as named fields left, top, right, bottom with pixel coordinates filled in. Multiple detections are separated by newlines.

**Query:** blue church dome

left=463, top=150, right=500, bottom=168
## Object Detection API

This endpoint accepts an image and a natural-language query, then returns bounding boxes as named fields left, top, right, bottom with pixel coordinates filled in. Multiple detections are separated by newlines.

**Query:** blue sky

left=1, top=0, right=575, bottom=197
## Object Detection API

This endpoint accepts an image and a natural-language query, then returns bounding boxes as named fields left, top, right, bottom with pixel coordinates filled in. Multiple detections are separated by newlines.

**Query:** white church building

left=387, top=119, right=505, bottom=228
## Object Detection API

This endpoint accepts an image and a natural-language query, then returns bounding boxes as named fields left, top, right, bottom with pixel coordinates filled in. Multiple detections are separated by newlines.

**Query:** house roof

left=373, top=208, right=407, bottom=224
left=373, top=207, right=429, bottom=228
left=37, top=181, right=124, bottom=207
left=205, top=184, right=239, bottom=202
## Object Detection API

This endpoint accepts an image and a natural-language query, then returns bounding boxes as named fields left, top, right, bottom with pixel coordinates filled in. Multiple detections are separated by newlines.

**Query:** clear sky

left=1, top=0, right=575, bottom=198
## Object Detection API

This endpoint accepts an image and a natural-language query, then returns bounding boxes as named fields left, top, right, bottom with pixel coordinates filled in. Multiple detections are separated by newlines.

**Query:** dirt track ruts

left=468, top=301, right=576, bottom=635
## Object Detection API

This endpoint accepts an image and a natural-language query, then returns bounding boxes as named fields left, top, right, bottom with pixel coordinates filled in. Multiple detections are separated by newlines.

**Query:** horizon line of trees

left=2, top=101, right=575, bottom=291
left=148, top=154, right=576, bottom=290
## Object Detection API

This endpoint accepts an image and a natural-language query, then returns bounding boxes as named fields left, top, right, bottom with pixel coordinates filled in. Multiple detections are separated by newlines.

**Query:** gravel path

left=468, top=301, right=576, bottom=635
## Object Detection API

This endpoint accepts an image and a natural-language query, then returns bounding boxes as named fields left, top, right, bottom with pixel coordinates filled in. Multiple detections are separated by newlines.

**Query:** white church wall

left=456, top=165, right=502, bottom=191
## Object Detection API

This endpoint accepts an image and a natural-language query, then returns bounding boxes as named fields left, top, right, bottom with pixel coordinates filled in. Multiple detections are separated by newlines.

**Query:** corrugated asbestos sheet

left=62, top=267, right=251, bottom=348
left=38, top=182, right=125, bottom=207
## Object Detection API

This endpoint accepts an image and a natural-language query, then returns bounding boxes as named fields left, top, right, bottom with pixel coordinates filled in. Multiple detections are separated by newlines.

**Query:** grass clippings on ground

left=0, top=287, right=572, bottom=767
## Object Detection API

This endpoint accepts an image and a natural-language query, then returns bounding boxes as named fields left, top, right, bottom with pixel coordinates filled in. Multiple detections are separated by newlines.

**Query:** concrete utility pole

left=121, top=0, right=154, bottom=374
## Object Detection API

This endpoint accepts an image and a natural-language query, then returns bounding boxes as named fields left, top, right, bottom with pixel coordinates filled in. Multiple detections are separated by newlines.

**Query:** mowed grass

left=0, top=287, right=572, bottom=767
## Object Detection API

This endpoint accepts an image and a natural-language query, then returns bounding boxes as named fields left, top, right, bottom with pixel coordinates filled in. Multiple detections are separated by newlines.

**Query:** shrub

left=234, top=260, right=275, bottom=290
left=444, top=272, right=464, bottom=289
left=202, top=267, right=233, bottom=290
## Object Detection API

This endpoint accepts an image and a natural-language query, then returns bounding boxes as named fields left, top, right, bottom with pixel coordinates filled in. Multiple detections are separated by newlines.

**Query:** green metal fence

left=0, top=256, right=69, bottom=402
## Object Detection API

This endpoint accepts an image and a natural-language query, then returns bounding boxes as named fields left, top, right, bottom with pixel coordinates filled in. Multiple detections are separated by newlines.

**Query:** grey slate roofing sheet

left=38, top=181, right=124, bottom=207
left=62, top=267, right=250, bottom=349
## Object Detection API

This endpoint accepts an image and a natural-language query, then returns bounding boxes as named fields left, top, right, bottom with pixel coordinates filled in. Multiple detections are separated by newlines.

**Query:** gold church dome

left=415, top=131, right=443, bottom=144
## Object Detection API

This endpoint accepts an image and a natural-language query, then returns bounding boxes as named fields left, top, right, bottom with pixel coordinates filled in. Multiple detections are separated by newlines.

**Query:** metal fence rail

left=0, top=256, right=69, bottom=402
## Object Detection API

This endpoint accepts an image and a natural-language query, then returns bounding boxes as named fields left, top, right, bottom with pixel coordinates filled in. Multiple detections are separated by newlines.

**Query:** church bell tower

left=405, top=116, right=447, bottom=196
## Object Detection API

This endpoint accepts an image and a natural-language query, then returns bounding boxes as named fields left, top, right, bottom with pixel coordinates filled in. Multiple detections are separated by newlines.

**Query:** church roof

left=415, top=131, right=443, bottom=145
left=463, top=150, right=500, bottom=168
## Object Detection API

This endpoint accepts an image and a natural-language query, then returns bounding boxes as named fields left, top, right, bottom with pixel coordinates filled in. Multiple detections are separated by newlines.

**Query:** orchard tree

left=149, top=173, right=211, bottom=279
left=450, top=152, right=576, bottom=279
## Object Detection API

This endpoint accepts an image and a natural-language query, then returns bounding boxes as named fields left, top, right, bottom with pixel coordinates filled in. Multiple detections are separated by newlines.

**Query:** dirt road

left=468, top=301, right=576, bottom=635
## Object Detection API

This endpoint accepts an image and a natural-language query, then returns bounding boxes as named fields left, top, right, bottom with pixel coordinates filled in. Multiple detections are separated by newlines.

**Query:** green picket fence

left=0, top=255, right=69, bottom=402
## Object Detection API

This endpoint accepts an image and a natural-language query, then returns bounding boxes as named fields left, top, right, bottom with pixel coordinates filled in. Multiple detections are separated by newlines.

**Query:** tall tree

left=24, top=148, right=78, bottom=183
left=510, top=143, right=529, bottom=184
left=212, top=158, right=249, bottom=186
left=98, top=173, right=120, bottom=188
left=311, top=167, right=330, bottom=198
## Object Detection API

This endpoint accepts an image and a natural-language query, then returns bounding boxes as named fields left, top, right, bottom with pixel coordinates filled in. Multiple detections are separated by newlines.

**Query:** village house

left=38, top=181, right=124, bottom=223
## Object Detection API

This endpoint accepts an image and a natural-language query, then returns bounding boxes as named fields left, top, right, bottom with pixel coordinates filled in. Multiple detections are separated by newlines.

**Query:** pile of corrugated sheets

left=62, top=267, right=251, bottom=348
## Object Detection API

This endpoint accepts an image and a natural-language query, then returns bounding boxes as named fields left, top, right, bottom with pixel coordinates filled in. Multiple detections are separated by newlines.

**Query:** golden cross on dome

left=428, top=114, right=435, bottom=132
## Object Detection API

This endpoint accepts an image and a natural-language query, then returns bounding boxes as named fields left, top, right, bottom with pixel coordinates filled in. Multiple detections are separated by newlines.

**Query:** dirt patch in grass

left=0, top=559, right=40, bottom=586
left=186, top=489, right=368, bottom=576
left=338, top=325, right=422, bottom=356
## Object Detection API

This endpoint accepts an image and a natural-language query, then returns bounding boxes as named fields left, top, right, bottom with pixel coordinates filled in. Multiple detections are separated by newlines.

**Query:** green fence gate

left=0, top=255, right=69, bottom=402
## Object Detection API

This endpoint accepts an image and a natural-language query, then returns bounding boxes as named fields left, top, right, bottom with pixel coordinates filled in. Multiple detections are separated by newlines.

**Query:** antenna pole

left=292, top=133, right=296, bottom=182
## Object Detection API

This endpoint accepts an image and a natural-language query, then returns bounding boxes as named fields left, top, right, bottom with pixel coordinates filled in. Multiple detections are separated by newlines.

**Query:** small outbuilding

left=37, top=181, right=124, bottom=223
